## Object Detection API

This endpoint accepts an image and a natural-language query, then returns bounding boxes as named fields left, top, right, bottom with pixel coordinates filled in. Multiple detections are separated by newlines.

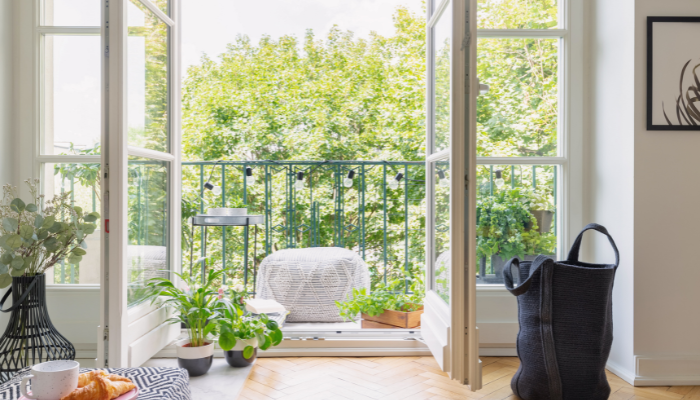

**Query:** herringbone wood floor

left=239, top=356, right=700, bottom=400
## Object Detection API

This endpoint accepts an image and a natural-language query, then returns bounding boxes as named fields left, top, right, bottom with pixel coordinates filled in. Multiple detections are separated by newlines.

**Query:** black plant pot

left=224, top=347, right=257, bottom=367
left=177, top=356, right=214, bottom=377
left=0, top=274, right=75, bottom=383
left=176, top=340, right=215, bottom=377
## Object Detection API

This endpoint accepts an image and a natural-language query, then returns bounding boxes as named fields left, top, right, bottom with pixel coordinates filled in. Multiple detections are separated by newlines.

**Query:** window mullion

left=476, top=29, right=567, bottom=39
left=37, top=27, right=101, bottom=35
left=476, top=157, right=566, bottom=165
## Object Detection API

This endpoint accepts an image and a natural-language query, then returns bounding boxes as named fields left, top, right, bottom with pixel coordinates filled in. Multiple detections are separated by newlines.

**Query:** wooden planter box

left=361, top=306, right=424, bottom=329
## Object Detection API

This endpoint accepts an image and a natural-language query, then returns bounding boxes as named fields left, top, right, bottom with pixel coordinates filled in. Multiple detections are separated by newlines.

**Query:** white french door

left=422, top=0, right=481, bottom=389
left=100, top=0, right=182, bottom=368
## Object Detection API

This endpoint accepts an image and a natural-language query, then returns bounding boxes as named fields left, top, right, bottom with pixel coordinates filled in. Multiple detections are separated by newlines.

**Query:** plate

left=115, top=388, right=139, bottom=400
left=19, top=388, right=138, bottom=400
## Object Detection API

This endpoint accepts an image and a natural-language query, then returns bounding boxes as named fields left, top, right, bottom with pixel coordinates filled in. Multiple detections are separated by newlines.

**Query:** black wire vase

left=0, top=274, right=75, bottom=383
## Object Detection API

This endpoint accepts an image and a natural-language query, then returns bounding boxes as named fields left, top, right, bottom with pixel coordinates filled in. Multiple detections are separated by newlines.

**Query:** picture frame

left=647, top=16, right=700, bottom=131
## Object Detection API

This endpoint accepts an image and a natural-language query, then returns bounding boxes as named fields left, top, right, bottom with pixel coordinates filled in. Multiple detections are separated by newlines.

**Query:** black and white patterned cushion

left=0, top=367, right=191, bottom=400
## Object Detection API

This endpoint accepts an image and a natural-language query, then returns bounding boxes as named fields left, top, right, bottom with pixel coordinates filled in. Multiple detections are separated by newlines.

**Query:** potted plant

left=207, top=198, right=247, bottom=217
left=215, top=287, right=283, bottom=367
left=145, top=269, right=227, bottom=377
left=476, top=189, right=534, bottom=282
left=0, top=179, right=100, bottom=378
left=336, top=277, right=424, bottom=329
left=522, top=188, right=555, bottom=234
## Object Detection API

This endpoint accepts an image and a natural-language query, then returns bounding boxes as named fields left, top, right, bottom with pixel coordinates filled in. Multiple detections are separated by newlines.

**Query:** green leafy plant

left=476, top=188, right=556, bottom=260
left=520, top=187, right=553, bottom=211
left=228, top=198, right=246, bottom=209
left=216, top=287, right=283, bottom=358
left=335, top=275, right=424, bottom=321
left=145, top=268, right=228, bottom=347
left=0, top=179, right=100, bottom=287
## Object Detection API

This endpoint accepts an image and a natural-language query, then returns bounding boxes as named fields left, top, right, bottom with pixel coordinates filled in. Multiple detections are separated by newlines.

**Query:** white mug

left=20, top=360, right=79, bottom=400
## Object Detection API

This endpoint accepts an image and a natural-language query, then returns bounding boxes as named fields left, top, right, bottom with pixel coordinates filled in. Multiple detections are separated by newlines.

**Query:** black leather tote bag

left=503, top=223, right=619, bottom=400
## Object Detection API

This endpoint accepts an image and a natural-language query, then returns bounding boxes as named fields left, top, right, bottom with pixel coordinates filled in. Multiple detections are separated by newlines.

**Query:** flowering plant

left=145, top=269, right=230, bottom=347
left=0, top=179, right=100, bottom=287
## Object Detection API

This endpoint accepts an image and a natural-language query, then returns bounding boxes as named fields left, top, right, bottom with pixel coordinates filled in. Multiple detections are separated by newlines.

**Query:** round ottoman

left=255, top=247, right=370, bottom=322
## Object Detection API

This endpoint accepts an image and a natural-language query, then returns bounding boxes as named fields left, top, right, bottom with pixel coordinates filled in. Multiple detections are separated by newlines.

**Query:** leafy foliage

left=145, top=268, right=228, bottom=347
left=476, top=188, right=556, bottom=261
left=336, top=276, right=424, bottom=321
left=215, top=301, right=283, bottom=356
left=181, top=7, right=425, bottom=163
left=0, top=179, right=100, bottom=287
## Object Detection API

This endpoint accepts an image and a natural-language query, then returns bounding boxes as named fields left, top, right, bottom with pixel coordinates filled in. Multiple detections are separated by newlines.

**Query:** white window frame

left=15, top=0, right=104, bottom=287
left=475, top=0, right=584, bottom=288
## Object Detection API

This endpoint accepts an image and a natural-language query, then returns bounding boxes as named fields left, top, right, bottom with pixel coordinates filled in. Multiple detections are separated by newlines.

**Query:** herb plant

left=336, top=276, right=424, bottom=321
left=0, top=179, right=100, bottom=287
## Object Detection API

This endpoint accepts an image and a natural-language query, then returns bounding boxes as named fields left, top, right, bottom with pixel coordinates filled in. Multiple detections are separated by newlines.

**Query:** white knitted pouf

left=255, top=247, right=370, bottom=322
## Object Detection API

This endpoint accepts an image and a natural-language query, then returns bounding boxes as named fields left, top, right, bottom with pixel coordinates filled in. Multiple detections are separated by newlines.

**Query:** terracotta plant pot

left=361, top=305, right=424, bottom=329
left=223, top=338, right=258, bottom=367
left=175, top=339, right=215, bottom=377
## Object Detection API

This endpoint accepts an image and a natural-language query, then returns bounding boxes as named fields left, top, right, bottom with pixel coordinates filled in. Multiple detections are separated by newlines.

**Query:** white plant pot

left=207, top=207, right=248, bottom=216
left=231, top=338, right=258, bottom=351
left=175, top=339, right=215, bottom=376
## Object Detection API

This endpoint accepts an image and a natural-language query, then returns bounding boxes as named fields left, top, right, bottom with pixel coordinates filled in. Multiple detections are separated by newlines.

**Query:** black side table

left=190, top=215, right=264, bottom=291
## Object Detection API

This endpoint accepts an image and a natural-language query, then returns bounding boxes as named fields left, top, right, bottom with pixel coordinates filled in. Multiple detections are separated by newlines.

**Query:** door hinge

left=103, top=326, right=109, bottom=341
left=105, top=46, right=109, bottom=58
left=465, top=174, right=469, bottom=189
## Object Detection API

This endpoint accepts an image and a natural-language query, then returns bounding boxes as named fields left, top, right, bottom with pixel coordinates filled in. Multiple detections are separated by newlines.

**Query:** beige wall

left=587, top=0, right=700, bottom=385
left=0, top=0, right=15, bottom=187
left=632, top=0, right=700, bottom=383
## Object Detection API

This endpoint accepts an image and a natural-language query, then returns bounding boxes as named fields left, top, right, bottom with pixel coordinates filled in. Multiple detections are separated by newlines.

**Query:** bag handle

left=566, top=223, right=619, bottom=267
left=0, top=277, right=38, bottom=313
left=503, top=254, right=553, bottom=296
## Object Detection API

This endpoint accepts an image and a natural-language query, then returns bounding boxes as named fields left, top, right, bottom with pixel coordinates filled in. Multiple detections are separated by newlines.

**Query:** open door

left=100, top=0, right=182, bottom=368
left=422, top=0, right=481, bottom=389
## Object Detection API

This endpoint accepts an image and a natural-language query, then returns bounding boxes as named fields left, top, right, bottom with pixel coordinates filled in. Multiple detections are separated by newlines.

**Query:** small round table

left=189, top=214, right=264, bottom=290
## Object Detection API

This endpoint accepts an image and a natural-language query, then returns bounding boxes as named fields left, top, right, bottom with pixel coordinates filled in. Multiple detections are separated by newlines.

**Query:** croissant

left=77, top=370, right=107, bottom=388
left=64, top=374, right=136, bottom=400
left=104, top=379, right=136, bottom=399
left=61, top=377, right=110, bottom=400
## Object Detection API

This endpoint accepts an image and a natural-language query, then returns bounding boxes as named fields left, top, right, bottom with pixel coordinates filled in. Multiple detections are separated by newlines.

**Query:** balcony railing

left=182, top=161, right=427, bottom=292
left=48, top=160, right=558, bottom=287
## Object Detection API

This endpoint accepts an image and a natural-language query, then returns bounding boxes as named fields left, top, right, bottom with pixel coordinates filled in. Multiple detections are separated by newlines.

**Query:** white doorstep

left=142, top=358, right=252, bottom=400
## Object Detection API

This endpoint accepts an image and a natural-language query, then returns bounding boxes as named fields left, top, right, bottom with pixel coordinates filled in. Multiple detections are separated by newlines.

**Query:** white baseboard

left=607, top=355, right=700, bottom=386
left=606, top=359, right=635, bottom=385
left=153, top=338, right=431, bottom=358
left=479, top=347, right=517, bottom=357
left=632, top=355, right=700, bottom=386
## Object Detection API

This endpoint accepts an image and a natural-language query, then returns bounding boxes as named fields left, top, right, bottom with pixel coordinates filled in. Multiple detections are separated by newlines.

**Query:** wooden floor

left=239, top=356, right=700, bottom=400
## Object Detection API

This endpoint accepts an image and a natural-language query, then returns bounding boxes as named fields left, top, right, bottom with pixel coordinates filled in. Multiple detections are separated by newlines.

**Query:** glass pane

left=128, top=0, right=169, bottom=153
left=43, top=35, right=101, bottom=155
left=42, top=163, right=102, bottom=285
left=477, top=0, right=558, bottom=29
left=128, top=157, right=170, bottom=306
left=152, top=0, right=170, bottom=15
left=433, top=5, right=452, bottom=153
left=477, top=38, right=558, bottom=157
left=432, top=159, right=450, bottom=303
left=476, top=164, right=558, bottom=285
left=43, top=0, right=100, bottom=26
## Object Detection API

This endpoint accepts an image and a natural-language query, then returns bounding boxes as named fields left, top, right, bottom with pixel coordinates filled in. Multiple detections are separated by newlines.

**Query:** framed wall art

left=647, top=16, right=700, bottom=130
